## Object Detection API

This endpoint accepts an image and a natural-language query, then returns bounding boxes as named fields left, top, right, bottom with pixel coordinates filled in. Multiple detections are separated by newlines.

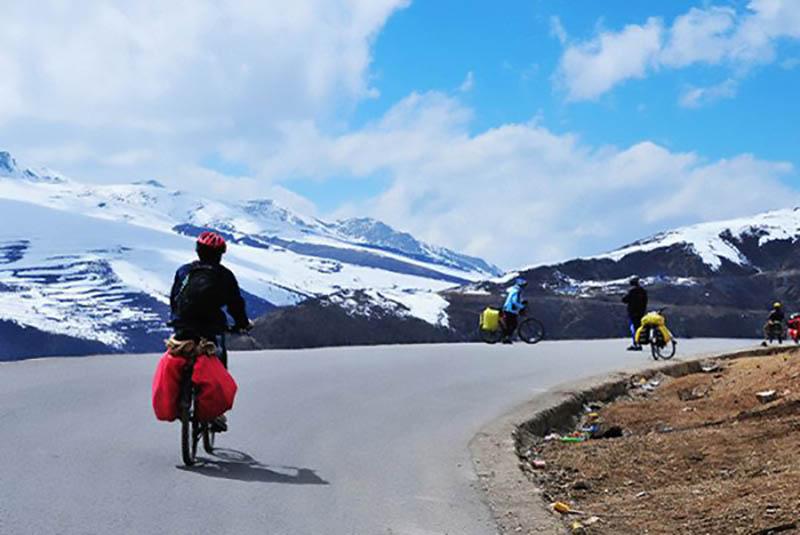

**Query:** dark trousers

left=502, top=312, right=519, bottom=338
left=629, top=315, right=644, bottom=345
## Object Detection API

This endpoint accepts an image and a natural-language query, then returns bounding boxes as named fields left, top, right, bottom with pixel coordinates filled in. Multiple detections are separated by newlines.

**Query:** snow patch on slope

left=325, top=288, right=450, bottom=327
left=595, top=208, right=800, bottom=270
left=548, top=274, right=699, bottom=298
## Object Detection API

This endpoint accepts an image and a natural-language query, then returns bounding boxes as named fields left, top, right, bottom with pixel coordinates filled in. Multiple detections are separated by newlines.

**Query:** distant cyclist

left=501, top=278, right=528, bottom=344
left=622, top=276, right=648, bottom=351
left=761, top=302, right=786, bottom=347
left=169, top=231, right=252, bottom=430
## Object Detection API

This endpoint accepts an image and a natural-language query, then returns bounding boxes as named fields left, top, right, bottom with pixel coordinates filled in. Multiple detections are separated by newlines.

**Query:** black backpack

left=174, top=264, right=221, bottom=319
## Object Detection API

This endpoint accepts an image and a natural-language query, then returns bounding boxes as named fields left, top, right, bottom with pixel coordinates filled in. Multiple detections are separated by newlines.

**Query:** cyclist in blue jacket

left=501, top=278, right=528, bottom=344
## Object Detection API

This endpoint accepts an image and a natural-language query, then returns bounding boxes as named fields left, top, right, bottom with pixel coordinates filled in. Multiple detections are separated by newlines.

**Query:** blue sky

left=346, top=0, right=800, bottom=195
left=289, top=0, right=800, bottom=265
left=2, top=1, right=800, bottom=268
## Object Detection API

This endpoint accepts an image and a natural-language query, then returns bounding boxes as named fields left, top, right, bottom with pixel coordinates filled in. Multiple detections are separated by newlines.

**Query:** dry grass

left=528, top=352, right=800, bottom=534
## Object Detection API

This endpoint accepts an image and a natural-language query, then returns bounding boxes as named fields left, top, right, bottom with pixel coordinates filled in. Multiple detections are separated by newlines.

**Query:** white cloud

left=3, top=0, right=798, bottom=270
left=781, top=57, right=800, bottom=69
left=459, top=71, right=475, bottom=92
left=0, top=0, right=408, bottom=183
left=16, top=144, right=95, bottom=168
left=661, top=7, right=737, bottom=67
left=556, top=0, right=800, bottom=101
left=557, top=18, right=663, bottom=101
left=679, top=78, right=739, bottom=108
left=165, top=165, right=319, bottom=216
left=550, top=16, right=568, bottom=45
left=102, top=149, right=155, bottom=168
left=261, top=92, right=798, bottom=267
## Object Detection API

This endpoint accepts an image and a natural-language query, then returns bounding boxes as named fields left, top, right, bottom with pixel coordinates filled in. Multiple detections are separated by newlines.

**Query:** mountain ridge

left=252, top=205, right=800, bottom=348
left=0, top=150, right=497, bottom=359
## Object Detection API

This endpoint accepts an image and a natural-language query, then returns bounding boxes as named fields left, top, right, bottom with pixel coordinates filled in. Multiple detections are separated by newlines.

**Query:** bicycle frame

left=178, top=332, right=230, bottom=466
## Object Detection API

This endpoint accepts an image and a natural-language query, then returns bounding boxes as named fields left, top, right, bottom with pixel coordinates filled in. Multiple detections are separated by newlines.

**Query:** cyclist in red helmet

left=168, top=231, right=252, bottom=433
left=169, top=231, right=251, bottom=347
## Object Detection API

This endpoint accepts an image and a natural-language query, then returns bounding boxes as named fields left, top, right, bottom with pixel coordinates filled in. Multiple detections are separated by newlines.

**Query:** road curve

left=1, top=339, right=753, bottom=535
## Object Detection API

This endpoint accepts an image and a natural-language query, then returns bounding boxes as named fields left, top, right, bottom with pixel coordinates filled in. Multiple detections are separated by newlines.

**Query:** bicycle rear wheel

left=181, top=385, right=203, bottom=466
left=480, top=327, right=503, bottom=344
left=518, top=318, right=545, bottom=344
left=180, top=402, right=195, bottom=466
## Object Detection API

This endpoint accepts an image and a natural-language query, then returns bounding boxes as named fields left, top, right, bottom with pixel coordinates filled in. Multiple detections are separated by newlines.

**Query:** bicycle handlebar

left=166, top=321, right=253, bottom=336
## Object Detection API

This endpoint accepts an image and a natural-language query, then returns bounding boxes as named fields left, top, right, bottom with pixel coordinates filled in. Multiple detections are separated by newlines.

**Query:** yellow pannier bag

left=480, top=307, right=501, bottom=332
left=635, top=311, right=673, bottom=345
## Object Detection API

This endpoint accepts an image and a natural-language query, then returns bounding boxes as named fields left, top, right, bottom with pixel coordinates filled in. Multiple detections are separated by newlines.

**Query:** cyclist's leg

left=628, top=318, right=637, bottom=347
left=503, top=312, right=518, bottom=341
left=215, top=334, right=228, bottom=369
left=628, top=316, right=643, bottom=350
left=210, top=333, right=229, bottom=433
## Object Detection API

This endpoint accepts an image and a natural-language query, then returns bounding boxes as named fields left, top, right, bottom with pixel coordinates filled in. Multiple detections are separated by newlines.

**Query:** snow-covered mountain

left=451, top=207, right=800, bottom=340
left=253, top=206, right=800, bottom=349
left=496, top=207, right=800, bottom=290
left=595, top=208, right=800, bottom=273
left=329, top=218, right=498, bottom=276
left=0, top=150, right=499, bottom=359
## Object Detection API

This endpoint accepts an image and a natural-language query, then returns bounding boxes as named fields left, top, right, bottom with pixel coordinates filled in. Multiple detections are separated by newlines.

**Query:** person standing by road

left=622, top=276, right=648, bottom=351
left=501, top=278, right=528, bottom=344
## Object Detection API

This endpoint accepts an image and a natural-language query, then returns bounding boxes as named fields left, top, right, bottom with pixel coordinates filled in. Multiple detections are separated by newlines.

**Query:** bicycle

left=647, top=324, right=677, bottom=360
left=479, top=308, right=545, bottom=345
left=635, top=308, right=677, bottom=361
left=764, top=320, right=786, bottom=346
left=179, top=332, right=229, bottom=466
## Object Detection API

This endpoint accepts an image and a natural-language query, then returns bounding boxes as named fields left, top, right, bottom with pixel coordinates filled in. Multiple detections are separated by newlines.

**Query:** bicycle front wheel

left=518, top=318, right=545, bottom=344
left=649, top=332, right=660, bottom=360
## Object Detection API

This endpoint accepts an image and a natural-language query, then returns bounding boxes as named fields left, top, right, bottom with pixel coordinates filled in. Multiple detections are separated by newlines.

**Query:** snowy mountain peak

left=237, top=199, right=325, bottom=236
left=599, top=207, right=800, bottom=270
left=335, top=217, right=417, bottom=249
left=242, top=199, right=297, bottom=221
left=333, top=217, right=502, bottom=277
left=0, top=151, right=65, bottom=184
left=0, top=151, right=17, bottom=174
left=133, top=179, right=166, bottom=188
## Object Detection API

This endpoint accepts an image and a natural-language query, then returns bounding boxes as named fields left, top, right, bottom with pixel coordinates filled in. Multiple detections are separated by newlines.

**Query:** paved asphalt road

left=1, top=339, right=754, bottom=535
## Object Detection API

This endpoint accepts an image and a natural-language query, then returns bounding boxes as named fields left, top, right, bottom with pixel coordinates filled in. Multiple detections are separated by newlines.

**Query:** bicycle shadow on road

left=179, top=447, right=330, bottom=485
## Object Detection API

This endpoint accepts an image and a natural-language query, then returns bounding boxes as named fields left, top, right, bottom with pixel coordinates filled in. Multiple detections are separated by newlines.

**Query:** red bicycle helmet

left=196, top=231, right=227, bottom=253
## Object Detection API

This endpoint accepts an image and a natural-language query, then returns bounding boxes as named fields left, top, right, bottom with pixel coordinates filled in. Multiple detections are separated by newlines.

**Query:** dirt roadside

left=470, top=346, right=791, bottom=535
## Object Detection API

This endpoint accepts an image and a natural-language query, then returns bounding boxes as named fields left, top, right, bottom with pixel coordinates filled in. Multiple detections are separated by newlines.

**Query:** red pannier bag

left=192, top=354, right=237, bottom=422
left=152, top=351, right=186, bottom=422
left=788, top=317, right=800, bottom=342
left=151, top=351, right=238, bottom=422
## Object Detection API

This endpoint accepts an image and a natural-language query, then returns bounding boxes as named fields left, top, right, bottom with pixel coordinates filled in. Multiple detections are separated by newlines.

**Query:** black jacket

left=169, top=260, right=249, bottom=338
left=768, top=309, right=785, bottom=323
left=622, top=286, right=648, bottom=319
